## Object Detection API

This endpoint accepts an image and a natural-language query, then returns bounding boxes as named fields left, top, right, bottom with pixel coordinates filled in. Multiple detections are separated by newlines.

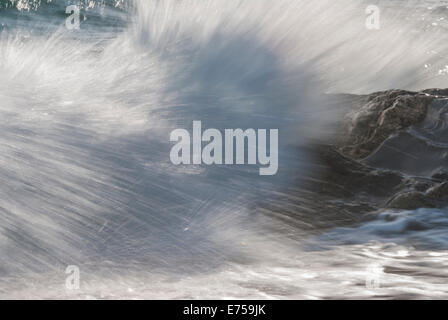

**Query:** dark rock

left=309, top=144, right=403, bottom=198
left=422, top=88, right=448, bottom=97
left=413, top=181, right=434, bottom=193
left=432, top=169, right=448, bottom=181
left=426, top=182, right=448, bottom=200
left=285, top=89, right=448, bottom=222
left=385, top=182, right=448, bottom=210
left=340, top=90, right=434, bottom=159
left=386, top=191, right=436, bottom=210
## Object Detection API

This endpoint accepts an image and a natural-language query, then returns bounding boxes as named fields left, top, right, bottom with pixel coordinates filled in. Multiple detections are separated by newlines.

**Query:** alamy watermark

left=170, top=121, right=278, bottom=176
left=365, top=5, right=380, bottom=30
left=65, top=265, right=80, bottom=290
left=66, top=5, right=80, bottom=30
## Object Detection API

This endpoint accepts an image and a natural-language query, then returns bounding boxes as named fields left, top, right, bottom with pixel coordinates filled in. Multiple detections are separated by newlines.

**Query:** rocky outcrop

left=309, top=144, right=448, bottom=213
left=432, top=169, right=448, bottom=182
left=307, top=89, right=448, bottom=215
left=386, top=191, right=436, bottom=210
left=264, top=89, right=447, bottom=230
left=386, top=181, right=448, bottom=210
left=340, top=90, right=435, bottom=159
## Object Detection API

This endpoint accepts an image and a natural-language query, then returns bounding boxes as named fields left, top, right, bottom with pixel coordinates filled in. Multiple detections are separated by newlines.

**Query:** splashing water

left=1, top=0, right=448, bottom=299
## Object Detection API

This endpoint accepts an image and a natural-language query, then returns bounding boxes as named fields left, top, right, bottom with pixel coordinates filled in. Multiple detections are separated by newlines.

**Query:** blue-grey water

left=1, top=0, right=448, bottom=299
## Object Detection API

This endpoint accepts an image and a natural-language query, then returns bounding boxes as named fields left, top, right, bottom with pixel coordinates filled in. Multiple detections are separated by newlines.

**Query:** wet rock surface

left=332, top=89, right=448, bottom=211
left=261, top=89, right=447, bottom=232
left=387, top=191, right=437, bottom=210
left=340, top=90, right=434, bottom=159
left=307, top=143, right=447, bottom=215
left=432, top=169, right=448, bottom=182
left=305, top=89, right=447, bottom=222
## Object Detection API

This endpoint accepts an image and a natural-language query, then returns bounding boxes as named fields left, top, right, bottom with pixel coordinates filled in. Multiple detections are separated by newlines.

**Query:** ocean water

left=1, top=0, right=448, bottom=299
